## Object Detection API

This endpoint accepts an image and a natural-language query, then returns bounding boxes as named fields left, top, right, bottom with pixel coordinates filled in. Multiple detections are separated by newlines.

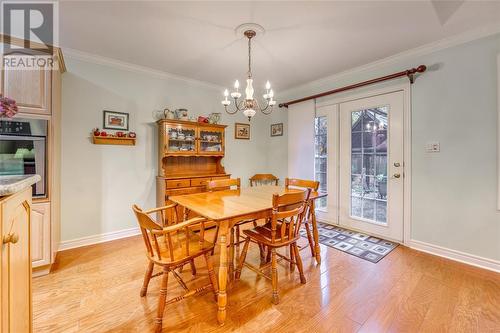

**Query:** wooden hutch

left=156, top=119, right=230, bottom=220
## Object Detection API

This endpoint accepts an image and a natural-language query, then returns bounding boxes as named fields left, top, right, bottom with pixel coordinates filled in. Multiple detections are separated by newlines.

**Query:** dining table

left=169, top=185, right=327, bottom=325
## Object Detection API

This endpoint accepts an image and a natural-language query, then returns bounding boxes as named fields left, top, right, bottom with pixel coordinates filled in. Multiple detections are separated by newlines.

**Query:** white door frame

left=315, top=82, right=412, bottom=245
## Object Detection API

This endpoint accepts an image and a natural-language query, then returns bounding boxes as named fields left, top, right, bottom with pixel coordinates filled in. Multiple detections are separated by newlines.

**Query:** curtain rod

left=279, top=65, right=427, bottom=108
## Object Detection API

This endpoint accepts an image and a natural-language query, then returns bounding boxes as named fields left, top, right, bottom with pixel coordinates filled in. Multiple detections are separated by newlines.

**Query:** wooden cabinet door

left=198, top=126, right=225, bottom=155
left=164, top=123, right=197, bottom=155
left=1, top=189, right=32, bottom=333
left=30, top=202, right=50, bottom=268
left=1, top=64, right=51, bottom=115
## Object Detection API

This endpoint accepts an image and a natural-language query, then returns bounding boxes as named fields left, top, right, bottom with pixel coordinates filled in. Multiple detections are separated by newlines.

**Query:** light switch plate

left=426, top=141, right=440, bottom=152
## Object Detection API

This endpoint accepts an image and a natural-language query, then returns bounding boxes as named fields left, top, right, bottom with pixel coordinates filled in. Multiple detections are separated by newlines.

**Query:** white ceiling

left=60, top=1, right=500, bottom=91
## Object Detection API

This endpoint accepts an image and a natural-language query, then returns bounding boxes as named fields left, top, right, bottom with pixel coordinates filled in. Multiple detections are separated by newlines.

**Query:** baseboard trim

left=408, top=239, right=500, bottom=273
left=58, top=227, right=141, bottom=252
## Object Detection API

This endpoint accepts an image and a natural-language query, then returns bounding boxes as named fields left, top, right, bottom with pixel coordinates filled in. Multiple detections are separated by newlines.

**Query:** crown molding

left=281, top=23, right=500, bottom=98
left=62, top=47, right=225, bottom=90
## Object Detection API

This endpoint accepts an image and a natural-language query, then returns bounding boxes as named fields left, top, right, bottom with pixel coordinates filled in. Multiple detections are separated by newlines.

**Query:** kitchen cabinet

left=1, top=63, right=51, bottom=115
left=30, top=202, right=50, bottom=268
left=0, top=187, right=32, bottom=333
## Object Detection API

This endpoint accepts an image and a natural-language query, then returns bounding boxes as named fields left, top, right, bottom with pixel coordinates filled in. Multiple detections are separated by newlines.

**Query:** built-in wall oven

left=0, top=118, right=48, bottom=198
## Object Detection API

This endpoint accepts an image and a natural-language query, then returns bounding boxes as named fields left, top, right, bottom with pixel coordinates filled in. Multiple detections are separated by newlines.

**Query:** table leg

left=310, top=200, right=322, bottom=265
left=217, top=220, right=229, bottom=326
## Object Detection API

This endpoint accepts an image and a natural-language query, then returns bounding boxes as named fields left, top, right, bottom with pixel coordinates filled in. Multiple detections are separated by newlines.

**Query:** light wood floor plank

left=33, top=235, right=500, bottom=332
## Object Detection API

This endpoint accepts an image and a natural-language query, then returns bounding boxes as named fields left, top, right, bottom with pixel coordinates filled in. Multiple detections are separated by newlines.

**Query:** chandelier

left=221, top=29, right=276, bottom=120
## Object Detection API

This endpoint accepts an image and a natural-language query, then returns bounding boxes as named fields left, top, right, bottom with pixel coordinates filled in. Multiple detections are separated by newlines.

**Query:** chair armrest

left=143, top=203, right=177, bottom=215
left=151, top=217, right=208, bottom=235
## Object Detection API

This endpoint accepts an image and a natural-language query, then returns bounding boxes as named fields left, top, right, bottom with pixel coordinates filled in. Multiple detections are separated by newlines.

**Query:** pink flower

left=0, top=95, right=18, bottom=118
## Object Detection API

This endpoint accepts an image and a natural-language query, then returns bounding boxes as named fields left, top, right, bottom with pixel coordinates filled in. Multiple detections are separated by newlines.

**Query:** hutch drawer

left=191, top=177, right=211, bottom=187
left=166, top=179, right=191, bottom=189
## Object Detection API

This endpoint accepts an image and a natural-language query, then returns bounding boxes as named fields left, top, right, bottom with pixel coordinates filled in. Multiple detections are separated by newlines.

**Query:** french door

left=315, top=90, right=405, bottom=242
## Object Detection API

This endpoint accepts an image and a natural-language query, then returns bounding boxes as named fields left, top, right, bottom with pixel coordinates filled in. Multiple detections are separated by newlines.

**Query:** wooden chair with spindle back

left=132, top=204, right=218, bottom=333
left=235, top=188, right=311, bottom=304
left=207, top=178, right=259, bottom=249
left=249, top=173, right=279, bottom=186
left=285, top=178, right=320, bottom=258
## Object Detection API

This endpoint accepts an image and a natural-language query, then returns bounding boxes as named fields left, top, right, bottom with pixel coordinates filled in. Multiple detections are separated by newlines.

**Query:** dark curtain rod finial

left=279, top=65, right=427, bottom=108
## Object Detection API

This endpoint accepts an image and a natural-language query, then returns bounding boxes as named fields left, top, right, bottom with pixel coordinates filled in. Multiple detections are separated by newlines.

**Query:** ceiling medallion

left=221, top=25, right=276, bottom=121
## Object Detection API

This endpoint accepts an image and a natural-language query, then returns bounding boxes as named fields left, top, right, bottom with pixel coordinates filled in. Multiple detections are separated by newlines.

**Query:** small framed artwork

left=234, top=123, right=250, bottom=140
left=103, top=110, right=129, bottom=130
left=271, top=123, right=283, bottom=137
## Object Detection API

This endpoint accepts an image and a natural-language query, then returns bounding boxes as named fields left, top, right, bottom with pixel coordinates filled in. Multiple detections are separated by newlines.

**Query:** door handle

left=393, top=173, right=401, bottom=179
left=394, top=162, right=401, bottom=167
left=3, top=233, right=19, bottom=244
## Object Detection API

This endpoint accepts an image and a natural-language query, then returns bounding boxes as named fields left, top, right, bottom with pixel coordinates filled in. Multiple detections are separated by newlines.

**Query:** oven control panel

left=0, top=121, right=32, bottom=135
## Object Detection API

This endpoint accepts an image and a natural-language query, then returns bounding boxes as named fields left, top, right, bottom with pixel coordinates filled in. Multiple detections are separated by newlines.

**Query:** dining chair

left=208, top=178, right=258, bottom=248
left=285, top=178, right=320, bottom=258
left=249, top=173, right=279, bottom=186
left=132, top=204, right=218, bottom=333
left=235, top=188, right=311, bottom=304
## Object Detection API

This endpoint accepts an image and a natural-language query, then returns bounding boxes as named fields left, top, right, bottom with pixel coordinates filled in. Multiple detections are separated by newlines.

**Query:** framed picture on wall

left=271, top=123, right=283, bottom=137
left=234, top=123, right=250, bottom=140
left=103, top=110, right=129, bottom=130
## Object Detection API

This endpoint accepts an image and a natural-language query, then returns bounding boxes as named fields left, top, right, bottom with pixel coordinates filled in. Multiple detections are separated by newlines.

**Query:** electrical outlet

left=425, top=142, right=440, bottom=152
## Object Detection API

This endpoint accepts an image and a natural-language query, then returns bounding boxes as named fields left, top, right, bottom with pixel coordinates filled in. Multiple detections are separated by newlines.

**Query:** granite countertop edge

left=0, top=175, right=41, bottom=196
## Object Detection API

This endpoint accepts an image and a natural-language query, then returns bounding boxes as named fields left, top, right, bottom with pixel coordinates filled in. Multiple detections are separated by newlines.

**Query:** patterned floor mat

left=300, top=222, right=398, bottom=263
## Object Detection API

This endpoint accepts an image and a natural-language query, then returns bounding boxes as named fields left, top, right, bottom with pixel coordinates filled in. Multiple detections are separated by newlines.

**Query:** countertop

left=0, top=175, right=41, bottom=196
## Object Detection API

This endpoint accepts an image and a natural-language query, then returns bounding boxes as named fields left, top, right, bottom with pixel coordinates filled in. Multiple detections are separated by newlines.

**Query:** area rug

left=300, top=222, right=398, bottom=263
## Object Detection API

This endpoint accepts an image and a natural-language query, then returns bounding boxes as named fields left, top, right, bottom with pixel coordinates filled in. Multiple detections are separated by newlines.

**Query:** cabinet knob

left=3, top=233, right=19, bottom=244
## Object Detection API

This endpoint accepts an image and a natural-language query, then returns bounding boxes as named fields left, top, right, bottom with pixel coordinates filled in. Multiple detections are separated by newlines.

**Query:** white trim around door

left=315, top=82, right=412, bottom=245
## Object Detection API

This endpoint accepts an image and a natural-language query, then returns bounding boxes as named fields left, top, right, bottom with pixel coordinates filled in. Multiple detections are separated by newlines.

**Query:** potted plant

left=376, top=174, right=387, bottom=199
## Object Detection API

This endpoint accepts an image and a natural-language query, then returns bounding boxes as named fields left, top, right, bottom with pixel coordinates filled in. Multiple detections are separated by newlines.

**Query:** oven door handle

left=0, top=134, right=46, bottom=141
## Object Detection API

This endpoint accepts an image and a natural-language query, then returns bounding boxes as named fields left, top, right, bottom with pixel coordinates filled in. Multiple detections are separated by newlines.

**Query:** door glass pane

left=350, top=107, right=388, bottom=224
left=314, top=116, right=327, bottom=210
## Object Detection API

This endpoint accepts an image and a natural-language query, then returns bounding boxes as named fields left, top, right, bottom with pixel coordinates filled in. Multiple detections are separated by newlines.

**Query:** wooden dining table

left=169, top=185, right=327, bottom=325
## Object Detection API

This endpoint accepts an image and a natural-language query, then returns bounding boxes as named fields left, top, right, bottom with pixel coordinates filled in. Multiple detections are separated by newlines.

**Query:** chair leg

left=155, top=267, right=169, bottom=333
left=289, top=244, right=295, bottom=272
left=293, top=243, right=306, bottom=284
left=266, top=246, right=271, bottom=263
left=258, top=244, right=265, bottom=260
left=211, top=226, right=219, bottom=255
left=271, top=248, right=279, bottom=305
left=304, top=222, right=315, bottom=257
left=235, top=237, right=251, bottom=280
left=204, top=252, right=219, bottom=300
left=140, top=261, right=154, bottom=297
left=189, top=259, right=197, bottom=276
left=236, top=224, right=240, bottom=247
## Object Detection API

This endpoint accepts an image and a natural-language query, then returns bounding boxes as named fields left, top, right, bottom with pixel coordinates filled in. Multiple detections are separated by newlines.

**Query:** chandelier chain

left=247, top=35, right=252, bottom=78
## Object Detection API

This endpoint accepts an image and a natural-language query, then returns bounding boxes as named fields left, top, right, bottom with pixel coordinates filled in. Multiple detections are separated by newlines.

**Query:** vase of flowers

left=0, top=95, right=18, bottom=118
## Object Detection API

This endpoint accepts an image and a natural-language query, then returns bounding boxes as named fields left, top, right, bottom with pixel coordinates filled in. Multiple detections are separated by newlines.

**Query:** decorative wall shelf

left=92, top=135, right=136, bottom=146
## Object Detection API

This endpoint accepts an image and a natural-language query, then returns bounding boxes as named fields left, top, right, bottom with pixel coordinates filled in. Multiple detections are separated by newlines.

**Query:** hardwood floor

left=33, top=233, right=500, bottom=332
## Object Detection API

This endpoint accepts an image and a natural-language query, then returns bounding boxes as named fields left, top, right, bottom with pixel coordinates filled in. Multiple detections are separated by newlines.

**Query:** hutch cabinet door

left=198, top=126, right=225, bottom=155
left=1, top=62, right=52, bottom=115
left=163, top=122, right=197, bottom=155
left=1, top=188, right=32, bottom=333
